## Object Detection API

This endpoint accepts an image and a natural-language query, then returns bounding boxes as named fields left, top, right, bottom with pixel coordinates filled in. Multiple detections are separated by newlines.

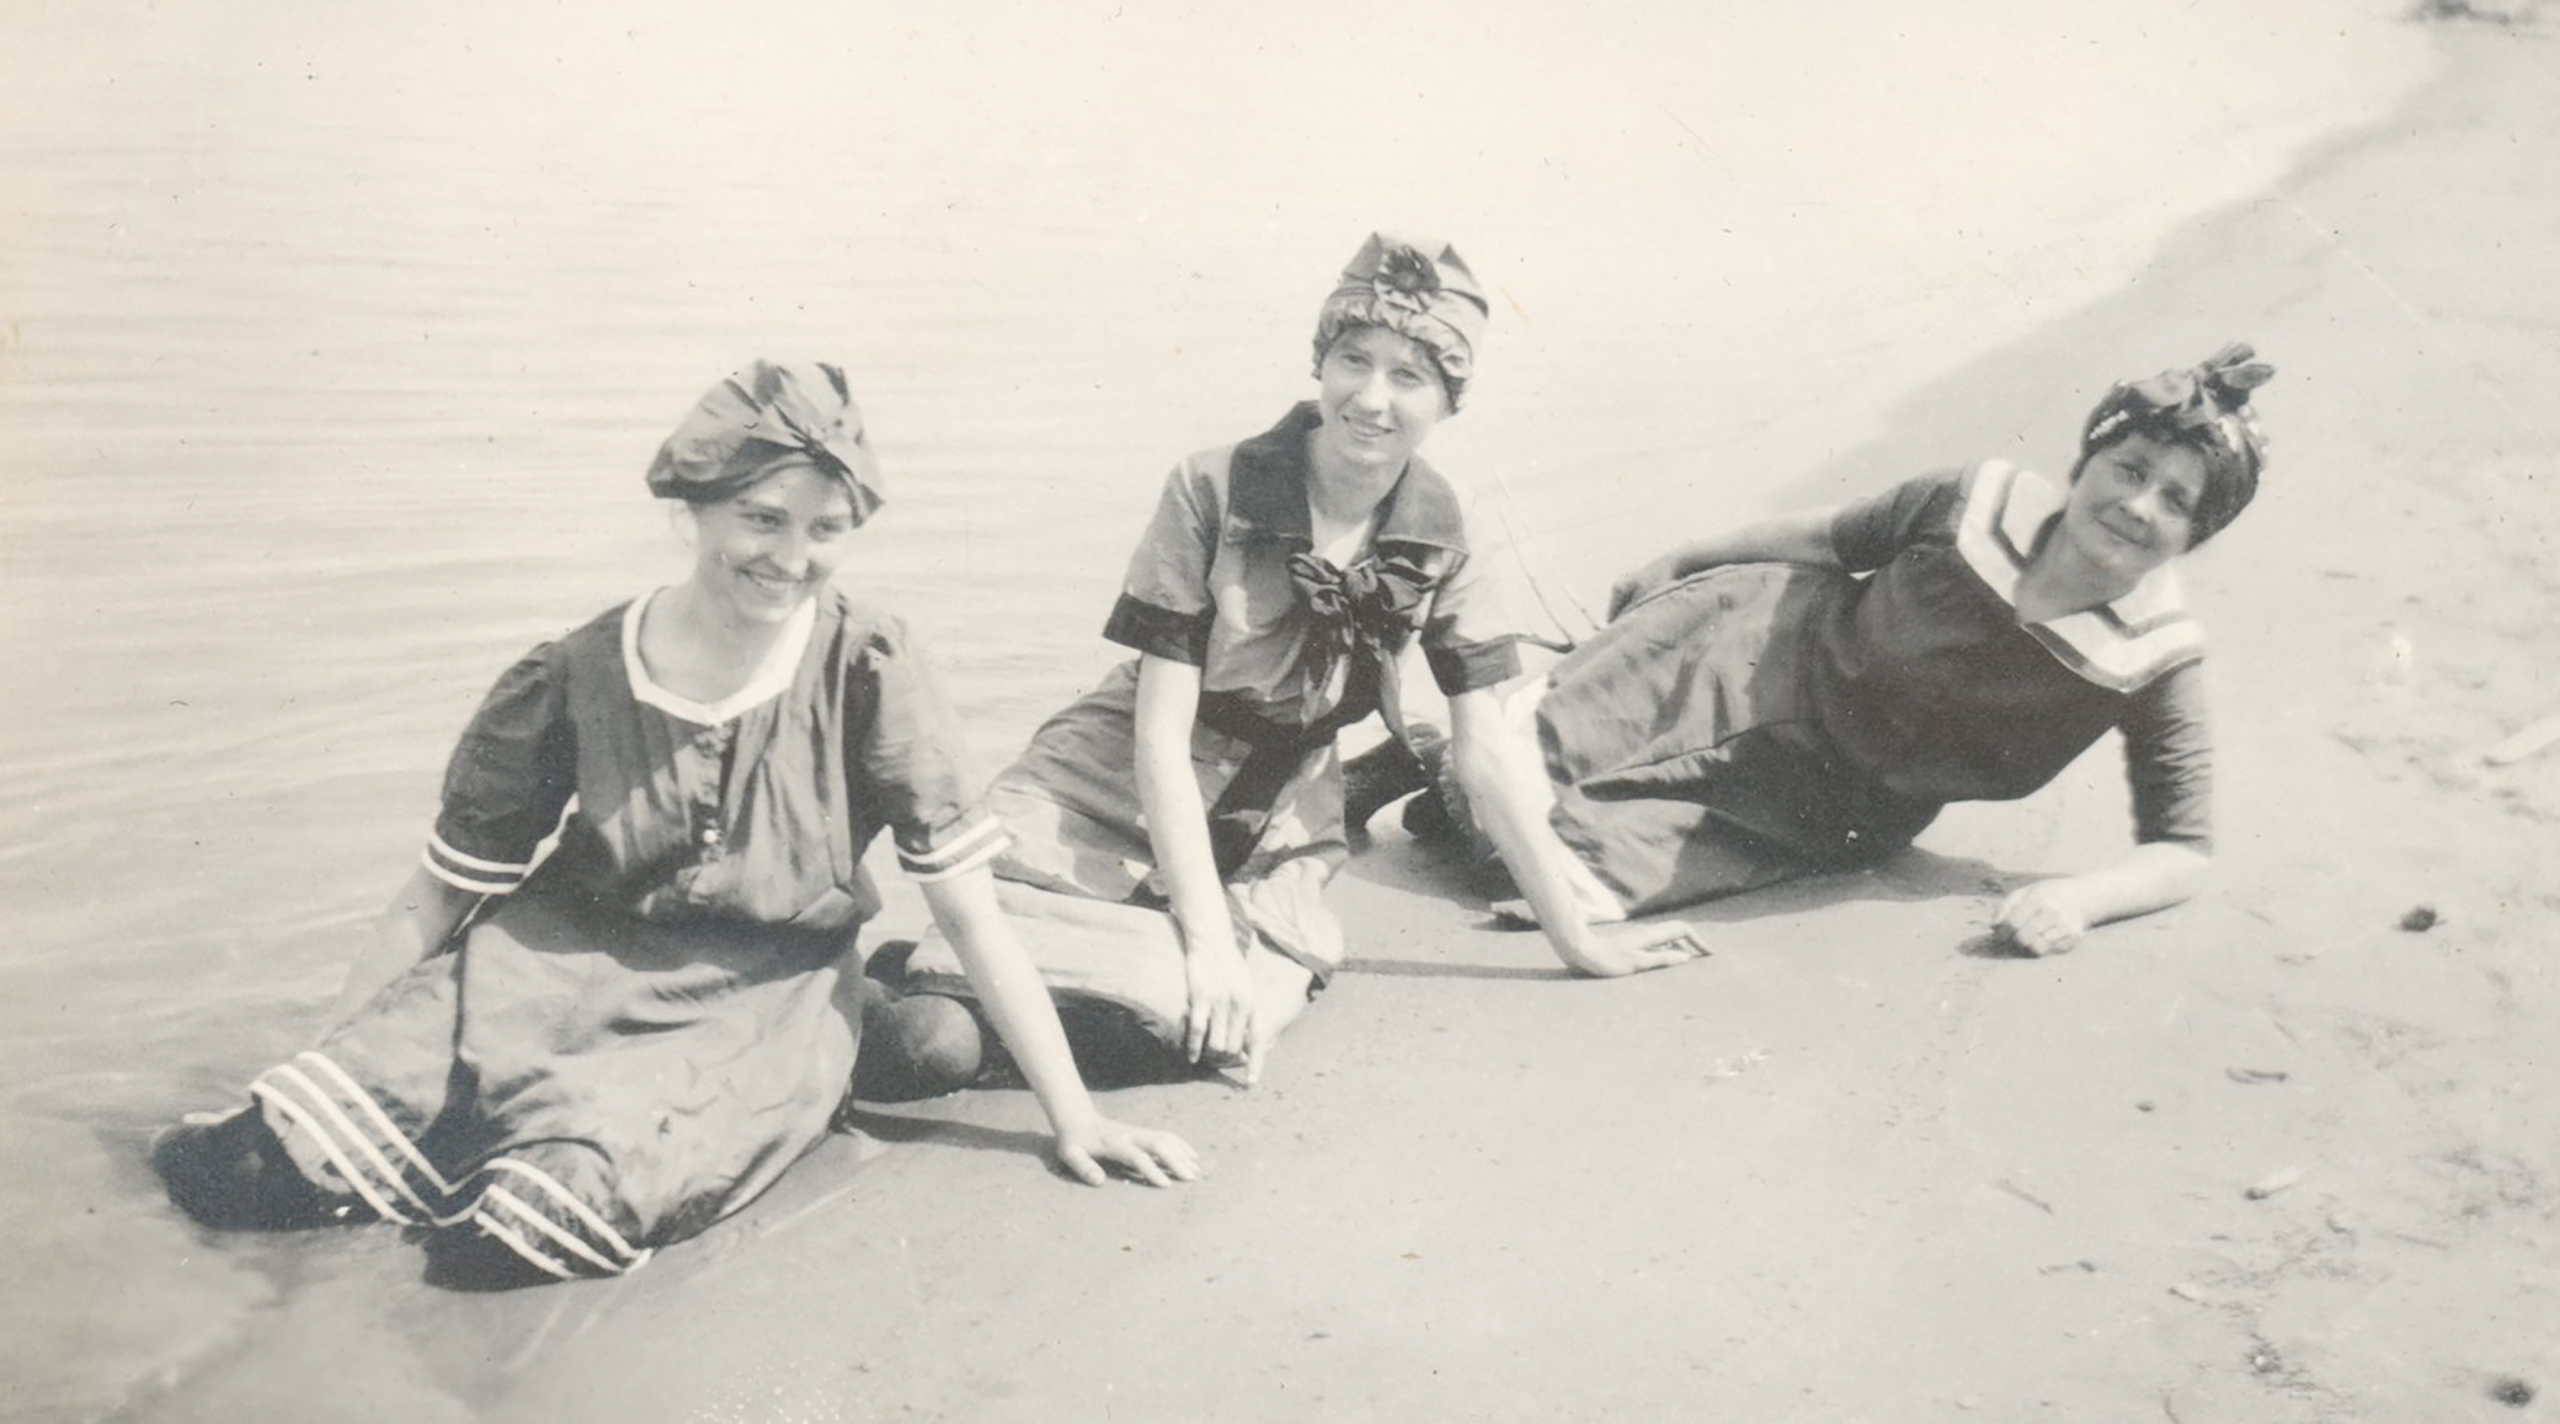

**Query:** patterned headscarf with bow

left=644, top=359, right=887, bottom=523
left=2078, top=341, right=2274, bottom=546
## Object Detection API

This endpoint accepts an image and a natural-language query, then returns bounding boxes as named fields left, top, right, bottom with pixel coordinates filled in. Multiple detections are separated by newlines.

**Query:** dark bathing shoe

left=151, top=1106, right=349, bottom=1231
left=1341, top=726, right=1446, bottom=836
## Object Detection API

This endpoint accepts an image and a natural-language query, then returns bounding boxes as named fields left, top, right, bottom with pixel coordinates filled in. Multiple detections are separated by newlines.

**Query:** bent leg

left=245, top=957, right=473, bottom=1228
left=1341, top=725, right=1444, bottom=837
left=158, top=951, right=469, bottom=1231
left=851, top=982, right=989, bottom=1101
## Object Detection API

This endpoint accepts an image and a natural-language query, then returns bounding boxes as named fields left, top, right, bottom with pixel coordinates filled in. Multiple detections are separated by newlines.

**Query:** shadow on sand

left=1342, top=817, right=2043, bottom=978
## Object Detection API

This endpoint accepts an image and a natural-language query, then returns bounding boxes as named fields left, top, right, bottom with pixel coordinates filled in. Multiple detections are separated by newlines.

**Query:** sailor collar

left=1224, top=402, right=1469, bottom=558
left=1953, top=459, right=2204, bottom=693
left=622, top=586, right=820, bottom=724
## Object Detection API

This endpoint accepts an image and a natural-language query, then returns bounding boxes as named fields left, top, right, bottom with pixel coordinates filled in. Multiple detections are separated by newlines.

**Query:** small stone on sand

left=2246, top=1166, right=2305, bottom=1200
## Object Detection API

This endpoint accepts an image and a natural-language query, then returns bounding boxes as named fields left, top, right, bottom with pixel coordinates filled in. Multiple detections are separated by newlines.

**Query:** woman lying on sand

left=151, top=361, right=1198, bottom=1285
left=883, top=234, right=1704, bottom=1087
left=1363, top=344, right=2272, bottom=957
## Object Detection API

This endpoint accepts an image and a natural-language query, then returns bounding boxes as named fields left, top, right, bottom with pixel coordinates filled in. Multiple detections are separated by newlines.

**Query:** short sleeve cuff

left=897, top=810, right=1012, bottom=885
left=2132, top=824, right=2213, bottom=854
left=1425, top=636, right=1522, bottom=695
left=1103, top=594, right=1211, bottom=665
left=422, top=827, right=534, bottom=896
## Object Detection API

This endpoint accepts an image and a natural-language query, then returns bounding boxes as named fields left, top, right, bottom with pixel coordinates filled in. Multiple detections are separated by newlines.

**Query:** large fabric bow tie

left=1286, top=550, right=1435, bottom=661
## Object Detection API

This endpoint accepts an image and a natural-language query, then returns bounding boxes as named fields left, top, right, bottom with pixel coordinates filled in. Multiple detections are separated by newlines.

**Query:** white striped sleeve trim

left=423, top=831, right=531, bottom=895
left=419, top=855, right=517, bottom=896
left=421, top=836, right=529, bottom=895
left=899, top=817, right=1011, bottom=885
left=426, top=831, right=533, bottom=875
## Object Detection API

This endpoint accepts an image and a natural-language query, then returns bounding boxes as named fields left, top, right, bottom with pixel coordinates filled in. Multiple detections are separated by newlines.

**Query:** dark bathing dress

left=905, top=402, right=1521, bottom=1046
left=1536, top=461, right=2213, bottom=916
left=244, top=588, right=1006, bottom=1278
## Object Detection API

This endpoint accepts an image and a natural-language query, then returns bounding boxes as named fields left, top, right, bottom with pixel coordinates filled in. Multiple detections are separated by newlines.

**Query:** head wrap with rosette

left=2077, top=341, right=2273, bottom=546
left=1309, top=233, right=1491, bottom=410
left=645, top=359, right=887, bottom=523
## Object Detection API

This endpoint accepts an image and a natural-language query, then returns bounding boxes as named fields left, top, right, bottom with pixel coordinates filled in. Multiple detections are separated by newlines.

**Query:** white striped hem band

left=246, top=1051, right=650, bottom=1278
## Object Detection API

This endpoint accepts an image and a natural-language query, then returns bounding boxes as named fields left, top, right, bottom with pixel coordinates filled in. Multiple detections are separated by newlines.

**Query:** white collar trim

left=620, top=588, right=818, bottom=725
left=1953, top=461, right=2203, bottom=692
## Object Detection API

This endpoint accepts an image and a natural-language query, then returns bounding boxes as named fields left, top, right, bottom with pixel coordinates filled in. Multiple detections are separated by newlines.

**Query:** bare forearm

left=322, top=866, right=478, bottom=1029
left=922, top=875, right=1102, bottom=1138
left=1610, top=508, right=1843, bottom=618
left=1132, top=658, right=1234, bottom=941
left=1137, top=752, right=1227, bottom=929
left=2060, top=842, right=2210, bottom=926
left=1446, top=704, right=1603, bottom=972
left=1652, top=510, right=1842, bottom=578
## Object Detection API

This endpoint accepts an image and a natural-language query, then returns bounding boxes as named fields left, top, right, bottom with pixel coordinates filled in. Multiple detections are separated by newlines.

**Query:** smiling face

left=2059, top=431, right=2208, bottom=584
left=685, top=461, right=858, bottom=625
left=1310, top=324, right=1451, bottom=478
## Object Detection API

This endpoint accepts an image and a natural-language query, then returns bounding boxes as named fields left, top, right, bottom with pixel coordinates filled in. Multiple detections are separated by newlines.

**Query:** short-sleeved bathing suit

left=242, top=589, right=1006, bottom=1278
left=1536, top=461, right=2212, bottom=916
left=905, top=402, right=1520, bottom=1047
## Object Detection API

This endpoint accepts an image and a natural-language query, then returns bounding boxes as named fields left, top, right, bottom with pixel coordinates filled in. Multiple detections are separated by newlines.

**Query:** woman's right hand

left=1237, top=947, right=1317, bottom=1086
left=1180, top=913, right=1256, bottom=1065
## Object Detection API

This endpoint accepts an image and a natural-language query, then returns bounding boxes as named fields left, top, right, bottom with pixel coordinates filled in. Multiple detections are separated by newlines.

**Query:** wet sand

left=91, top=17, right=2560, bottom=1424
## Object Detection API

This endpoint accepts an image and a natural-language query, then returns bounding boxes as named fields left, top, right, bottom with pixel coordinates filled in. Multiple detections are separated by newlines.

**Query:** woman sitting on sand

left=1372, top=344, right=2271, bottom=957
left=886, top=234, right=1704, bottom=1086
left=151, top=360, right=1198, bottom=1284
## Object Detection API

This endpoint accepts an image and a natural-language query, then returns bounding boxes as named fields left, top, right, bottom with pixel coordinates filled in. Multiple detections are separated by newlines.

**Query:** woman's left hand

left=1054, top=1118, right=1205, bottom=1188
left=1605, top=559, right=1678, bottom=621
left=1994, top=881, right=2090, bottom=956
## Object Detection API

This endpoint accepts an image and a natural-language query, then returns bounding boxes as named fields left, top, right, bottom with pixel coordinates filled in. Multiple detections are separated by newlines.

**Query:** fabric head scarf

left=2078, top=341, right=2273, bottom=545
left=644, top=359, right=887, bottom=523
left=1309, top=233, right=1491, bottom=410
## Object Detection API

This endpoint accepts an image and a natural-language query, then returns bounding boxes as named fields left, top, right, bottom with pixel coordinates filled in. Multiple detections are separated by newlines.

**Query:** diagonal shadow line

left=836, top=1108, right=1189, bottom=1188
left=1337, top=957, right=1575, bottom=982
left=836, top=1108, right=1053, bottom=1160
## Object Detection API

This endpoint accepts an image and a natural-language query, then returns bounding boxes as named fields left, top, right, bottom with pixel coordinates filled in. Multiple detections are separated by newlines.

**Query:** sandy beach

left=2, top=4, right=2553, bottom=1422
left=55, top=15, right=2553, bottom=1424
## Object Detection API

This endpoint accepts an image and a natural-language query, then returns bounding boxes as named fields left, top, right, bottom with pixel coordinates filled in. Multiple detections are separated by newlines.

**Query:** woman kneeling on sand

left=885, top=234, right=1705, bottom=1087
left=1369, top=344, right=2272, bottom=958
left=151, top=360, right=1198, bottom=1285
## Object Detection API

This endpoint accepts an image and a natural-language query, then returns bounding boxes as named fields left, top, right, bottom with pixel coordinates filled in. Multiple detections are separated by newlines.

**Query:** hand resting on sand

left=1994, top=881, right=2091, bottom=956
left=1492, top=900, right=1709, bottom=976
left=1052, top=1116, right=1204, bottom=1189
